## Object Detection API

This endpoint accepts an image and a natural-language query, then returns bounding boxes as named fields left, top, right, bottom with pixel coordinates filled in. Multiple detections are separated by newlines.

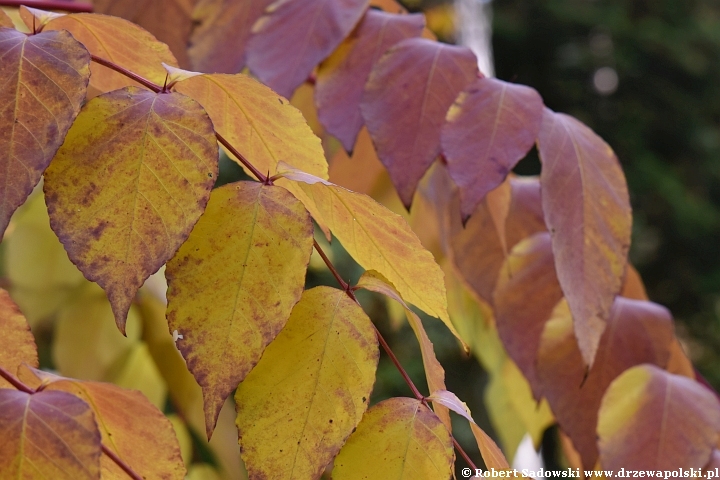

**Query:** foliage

left=0, top=1, right=718, bottom=479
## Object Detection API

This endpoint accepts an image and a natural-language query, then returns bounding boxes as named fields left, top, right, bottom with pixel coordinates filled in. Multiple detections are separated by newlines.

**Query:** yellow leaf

left=43, top=87, right=218, bottom=332
left=109, top=342, right=167, bottom=410
left=0, top=288, right=37, bottom=388
left=0, top=28, right=90, bottom=237
left=235, top=287, right=378, bottom=479
left=356, top=270, right=452, bottom=431
left=166, top=182, right=313, bottom=438
left=333, top=397, right=453, bottom=480
left=276, top=164, right=453, bottom=332
left=0, top=389, right=101, bottom=479
left=39, top=12, right=178, bottom=93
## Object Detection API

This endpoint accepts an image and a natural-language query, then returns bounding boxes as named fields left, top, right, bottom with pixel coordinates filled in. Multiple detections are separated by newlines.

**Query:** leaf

left=44, top=87, right=218, bottom=332
left=537, top=108, right=632, bottom=366
left=166, top=182, right=313, bottom=438
left=427, top=389, right=511, bottom=470
left=0, top=289, right=38, bottom=388
left=485, top=178, right=513, bottom=257
left=315, top=10, right=425, bottom=151
left=277, top=164, right=453, bottom=331
left=37, top=12, right=178, bottom=94
left=188, top=0, right=273, bottom=73
left=18, top=6, right=64, bottom=29
left=0, top=9, right=13, bottom=27
left=356, top=270, right=452, bottom=431
left=20, top=366, right=185, bottom=479
left=597, top=365, right=720, bottom=469
left=0, top=389, right=101, bottom=478
left=0, top=28, right=90, bottom=237
left=361, top=37, right=478, bottom=207
left=536, top=297, right=674, bottom=469
left=172, top=73, right=330, bottom=236
left=246, top=0, right=370, bottom=98
left=235, top=287, right=378, bottom=479
left=441, top=77, right=544, bottom=220
left=333, top=397, right=453, bottom=480
left=492, top=232, right=563, bottom=395
left=92, top=0, right=196, bottom=68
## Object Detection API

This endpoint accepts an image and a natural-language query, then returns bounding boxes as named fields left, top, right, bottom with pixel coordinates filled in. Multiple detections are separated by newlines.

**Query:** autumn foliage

left=0, top=1, right=719, bottom=479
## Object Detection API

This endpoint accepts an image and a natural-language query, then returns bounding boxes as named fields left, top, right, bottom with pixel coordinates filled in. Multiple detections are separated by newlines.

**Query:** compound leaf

left=361, top=37, right=478, bottom=207
left=166, top=182, right=313, bottom=438
left=235, top=287, right=378, bottom=480
left=246, top=0, right=370, bottom=98
left=316, top=10, right=425, bottom=151
left=333, top=397, right=453, bottom=480
left=441, top=77, right=544, bottom=220
left=44, top=87, right=218, bottom=333
left=0, top=28, right=90, bottom=237
left=0, top=389, right=101, bottom=479
left=537, top=108, right=632, bottom=366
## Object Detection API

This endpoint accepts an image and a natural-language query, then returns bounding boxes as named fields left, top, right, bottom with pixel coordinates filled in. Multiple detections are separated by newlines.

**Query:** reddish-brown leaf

left=0, top=9, right=14, bottom=27
left=188, top=0, right=273, bottom=73
left=493, top=232, right=563, bottom=395
left=0, top=289, right=38, bottom=388
left=361, top=38, right=478, bottom=207
left=316, top=10, right=425, bottom=151
left=246, top=0, right=370, bottom=98
left=538, top=108, right=632, bottom=366
left=442, top=77, right=544, bottom=220
left=598, top=365, right=720, bottom=469
left=93, top=0, right=197, bottom=68
left=0, top=28, right=90, bottom=237
left=0, top=389, right=101, bottom=478
left=536, top=297, right=674, bottom=469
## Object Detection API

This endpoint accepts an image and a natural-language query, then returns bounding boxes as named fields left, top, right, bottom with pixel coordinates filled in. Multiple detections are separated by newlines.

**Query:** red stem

left=0, top=366, right=144, bottom=479
left=90, top=55, right=162, bottom=93
left=215, top=132, right=269, bottom=184
left=0, top=0, right=92, bottom=12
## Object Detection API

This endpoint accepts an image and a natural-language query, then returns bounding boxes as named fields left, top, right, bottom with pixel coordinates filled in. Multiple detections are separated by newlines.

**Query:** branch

left=0, top=366, right=144, bottom=479
left=0, top=0, right=92, bottom=12
left=90, top=55, right=162, bottom=93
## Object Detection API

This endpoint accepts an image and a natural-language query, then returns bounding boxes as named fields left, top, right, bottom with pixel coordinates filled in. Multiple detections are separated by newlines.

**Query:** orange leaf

left=361, top=38, right=478, bottom=207
left=537, top=108, right=632, bottom=366
left=493, top=232, right=563, bottom=395
left=247, top=0, right=370, bottom=97
left=598, top=365, right=720, bottom=469
left=442, top=77, right=544, bottom=220
left=0, top=9, right=13, bottom=27
left=0, top=28, right=90, bottom=237
left=316, top=9, right=425, bottom=151
left=0, top=289, right=38, bottom=388
left=0, top=389, right=101, bottom=478
left=44, top=87, right=218, bottom=332
left=536, top=297, right=674, bottom=469
left=188, top=0, right=273, bottom=73
left=165, top=182, right=313, bottom=438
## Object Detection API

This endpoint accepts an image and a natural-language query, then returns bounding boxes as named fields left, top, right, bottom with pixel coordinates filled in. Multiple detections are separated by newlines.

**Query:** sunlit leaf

left=0, top=9, right=13, bottom=27
left=361, top=37, right=478, bottom=207
left=442, top=77, right=544, bottom=220
left=166, top=182, right=313, bottom=438
left=36, top=12, right=178, bottom=94
left=277, top=164, right=453, bottom=332
left=246, top=0, right=370, bottom=97
left=188, top=0, right=273, bottom=73
left=21, top=366, right=184, bottom=479
left=536, top=297, right=674, bottom=469
left=493, top=232, right=563, bottom=395
left=0, top=28, right=90, bottom=237
left=0, top=289, right=37, bottom=388
left=0, top=389, right=101, bottom=479
left=44, top=87, right=218, bottom=332
left=427, top=389, right=511, bottom=469
left=93, top=0, right=196, bottom=67
left=598, top=365, right=720, bottom=469
left=235, top=287, right=378, bottom=479
left=333, top=397, right=453, bottom=480
left=316, top=10, right=425, bottom=151
left=537, top=108, right=632, bottom=366
left=356, top=270, right=452, bottom=430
